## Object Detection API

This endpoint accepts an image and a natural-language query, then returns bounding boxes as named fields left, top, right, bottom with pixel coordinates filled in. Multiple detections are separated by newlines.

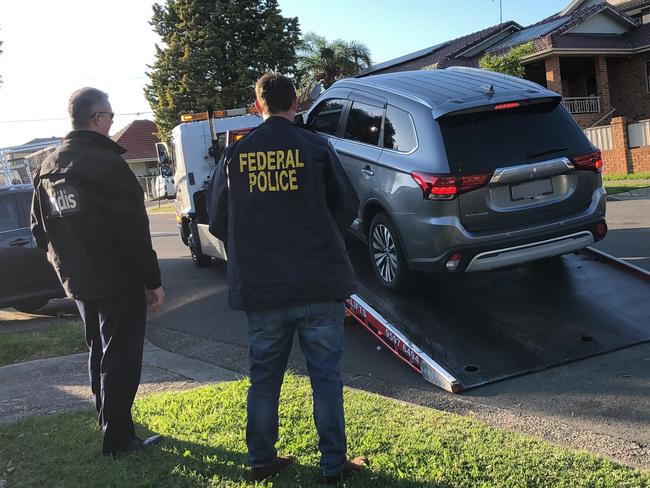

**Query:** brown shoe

left=323, top=456, right=369, bottom=485
left=248, top=455, right=295, bottom=481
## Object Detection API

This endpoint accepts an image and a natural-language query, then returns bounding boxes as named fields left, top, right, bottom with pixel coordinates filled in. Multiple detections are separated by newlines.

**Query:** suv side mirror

left=310, top=81, right=324, bottom=101
left=294, top=113, right=305, bottom=127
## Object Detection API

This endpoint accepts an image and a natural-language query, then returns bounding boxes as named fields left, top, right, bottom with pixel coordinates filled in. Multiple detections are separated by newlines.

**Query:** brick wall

left=596, top=57, right=612, bottom=116
left=544, top=56, right=562, bottom=94
left=600, top=116, right=650, bottom=174
left=600, top=117, right=629, bottom=174
left=574, top=113, right=606, bottom=127
left=608, top=52, right=650, bottom=122
left=629, top=146, right=650, bottom=172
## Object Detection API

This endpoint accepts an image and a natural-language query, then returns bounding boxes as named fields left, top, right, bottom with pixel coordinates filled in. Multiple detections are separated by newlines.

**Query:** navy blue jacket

left=31, top=130, right=161, bottom=301
left=206, top=116, right=359, bottom=311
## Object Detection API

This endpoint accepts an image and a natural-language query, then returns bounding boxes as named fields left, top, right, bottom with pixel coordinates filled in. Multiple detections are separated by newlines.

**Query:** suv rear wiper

left=526, top=147, right=568, bottom=159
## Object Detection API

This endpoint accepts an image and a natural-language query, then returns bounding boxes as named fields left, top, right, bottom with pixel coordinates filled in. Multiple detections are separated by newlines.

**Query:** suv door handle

left=9, top=238, right=30, bottom=247
left=361, top=166, right=375, bottom=177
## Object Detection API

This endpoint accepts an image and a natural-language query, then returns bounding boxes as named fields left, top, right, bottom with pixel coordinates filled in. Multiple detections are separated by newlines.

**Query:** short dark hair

left=68, top=87, right=109, bottom=130
left=255, top=73, right=296, bottom=114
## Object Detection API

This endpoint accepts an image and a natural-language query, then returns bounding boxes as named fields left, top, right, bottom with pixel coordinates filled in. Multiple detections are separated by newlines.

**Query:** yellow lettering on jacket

left=241, top=149, right=304, bottom=193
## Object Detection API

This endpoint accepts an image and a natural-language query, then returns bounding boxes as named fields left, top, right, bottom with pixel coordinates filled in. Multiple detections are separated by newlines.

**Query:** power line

left=0, top=111, right=154, bottom=124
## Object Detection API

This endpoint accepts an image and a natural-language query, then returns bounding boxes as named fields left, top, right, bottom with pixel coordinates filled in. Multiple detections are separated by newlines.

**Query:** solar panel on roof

left=489, top=17, right=570, bottom=51
left=358, top=42, right=448, bottom=76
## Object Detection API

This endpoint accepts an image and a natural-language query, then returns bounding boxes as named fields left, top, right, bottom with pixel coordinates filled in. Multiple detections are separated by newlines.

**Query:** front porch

left=524, top=55, right=613, bottom=128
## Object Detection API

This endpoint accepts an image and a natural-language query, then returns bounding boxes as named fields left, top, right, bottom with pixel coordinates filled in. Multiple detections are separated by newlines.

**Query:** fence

left=138, top=176, right=161, bottom=201
left=584, top=125, right=614, bottom=151
left=627, top=119, right=650, bottom=148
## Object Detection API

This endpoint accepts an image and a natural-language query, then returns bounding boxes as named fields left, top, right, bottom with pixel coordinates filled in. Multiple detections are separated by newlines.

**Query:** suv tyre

left=369, top=213, right=415, bottom=293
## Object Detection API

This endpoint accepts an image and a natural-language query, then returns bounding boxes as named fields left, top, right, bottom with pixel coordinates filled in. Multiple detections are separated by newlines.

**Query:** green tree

left=479, top=42, right=535, bottom=78
left=296, top=32, right=372, bottom=89
left=145, top=0, right=301, bottom=141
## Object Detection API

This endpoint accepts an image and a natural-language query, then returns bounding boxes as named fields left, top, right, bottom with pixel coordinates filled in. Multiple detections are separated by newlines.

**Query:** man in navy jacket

left=207, top=73, right=367, bottom=483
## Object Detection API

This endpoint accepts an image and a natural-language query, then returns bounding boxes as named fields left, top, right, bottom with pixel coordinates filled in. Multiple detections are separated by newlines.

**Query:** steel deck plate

left=346, top=241, right=650, bottom=390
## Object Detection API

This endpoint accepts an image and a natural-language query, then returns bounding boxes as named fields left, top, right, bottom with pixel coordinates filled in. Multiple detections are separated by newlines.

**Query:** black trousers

left=75, top=285, right=147, bottom=455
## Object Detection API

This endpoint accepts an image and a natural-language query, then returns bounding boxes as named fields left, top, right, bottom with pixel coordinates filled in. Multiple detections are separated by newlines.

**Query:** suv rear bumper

left=408, top=217, right=606, bottom=273
left=464, top=231, right=594, bottom=272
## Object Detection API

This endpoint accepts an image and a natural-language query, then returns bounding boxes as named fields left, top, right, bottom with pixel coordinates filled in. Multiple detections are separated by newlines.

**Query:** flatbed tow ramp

left=344, top=242, right=650, bottom=393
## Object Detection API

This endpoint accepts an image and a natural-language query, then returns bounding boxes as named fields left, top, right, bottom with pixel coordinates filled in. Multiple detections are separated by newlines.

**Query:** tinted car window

left=0, top=196, right=20, bottom=232
left=17, top=191, right=33, bottom=223
left=307, top=99, right=346, bottom=135
left=344, top=102, right=383, bottom=146
left=384, top=105, right=416, bottom=152
left=439, top=101, right=592, bottom=173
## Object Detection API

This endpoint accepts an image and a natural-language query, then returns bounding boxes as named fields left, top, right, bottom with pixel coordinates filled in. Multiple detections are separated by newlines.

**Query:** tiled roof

left=524, top=12, right=650, bottom=54
left=359, top=21, right=522, bottom=76
left=616, top=0, right=650, bottom=11
left=488, top=3, right=637, bottom=56
left=111, top=120, right=160, bottom=161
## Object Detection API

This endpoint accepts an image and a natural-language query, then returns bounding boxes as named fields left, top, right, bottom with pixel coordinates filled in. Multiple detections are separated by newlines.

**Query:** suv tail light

left=571, top=149, right=603, bottom=173
left=411, top=171, right=492, bottom=200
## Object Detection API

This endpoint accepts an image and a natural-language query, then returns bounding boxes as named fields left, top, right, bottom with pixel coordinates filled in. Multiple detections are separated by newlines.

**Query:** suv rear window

left=438, top=101, right=591, bottom=174
left=384, top=105, right=416, bottom=152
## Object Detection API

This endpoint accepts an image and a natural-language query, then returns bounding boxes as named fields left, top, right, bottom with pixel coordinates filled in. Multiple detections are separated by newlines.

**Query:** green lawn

left=0, top=320, right=86, bottom=366
left=603, top=180, right=650, bottom=195
left=603, top=172, right=650, bottom=181
left=147, top=203, right=176, bottom=214
left=0, top=374, right=647, bottom=487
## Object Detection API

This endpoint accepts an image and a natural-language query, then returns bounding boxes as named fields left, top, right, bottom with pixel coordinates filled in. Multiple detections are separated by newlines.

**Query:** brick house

left=358, top=0, right=650, bottom=174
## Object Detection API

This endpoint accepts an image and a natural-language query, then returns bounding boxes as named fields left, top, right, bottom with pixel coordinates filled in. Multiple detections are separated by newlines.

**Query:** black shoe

left=323, top=456, right=369, bottom=485
left=109, top=434, right=163, bottom=457
left=248, top=455, right=295, bottom=481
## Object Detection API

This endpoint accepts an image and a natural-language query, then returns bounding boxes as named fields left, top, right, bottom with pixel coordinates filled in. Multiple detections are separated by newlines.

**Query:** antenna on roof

left=492, top=0, right=503, bottom=24
left=479, top=84, right=496, bottom=97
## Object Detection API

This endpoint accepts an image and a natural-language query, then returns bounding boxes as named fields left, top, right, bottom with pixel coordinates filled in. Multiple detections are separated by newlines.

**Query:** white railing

left=627, top=119, right=650, bottom=148
left=585, top=125, right=613, bottom=151
left=562, top=97, right=601, bottom=114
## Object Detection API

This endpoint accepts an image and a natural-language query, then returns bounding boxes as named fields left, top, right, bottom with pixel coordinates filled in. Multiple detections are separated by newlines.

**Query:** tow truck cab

left=156, top=108, right=262, bottom=266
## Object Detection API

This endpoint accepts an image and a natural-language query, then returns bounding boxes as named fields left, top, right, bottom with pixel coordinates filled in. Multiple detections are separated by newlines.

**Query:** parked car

left=0, top=184, right=65, bottom=311
left=301, top=67, right=607, bottom=291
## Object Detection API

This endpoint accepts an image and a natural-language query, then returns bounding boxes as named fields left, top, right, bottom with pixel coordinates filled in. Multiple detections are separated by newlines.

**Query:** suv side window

left=0, top=196, right=21, bottom=232
left=344, top=102, right=384, bottom=146
left=307, top=99, right=346, bottom=136
left=384, top=105, right=416, bottom=152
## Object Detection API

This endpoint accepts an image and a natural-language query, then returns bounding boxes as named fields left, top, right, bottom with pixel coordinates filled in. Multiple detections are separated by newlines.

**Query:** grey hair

left=68, top=87, right=109, bottom=130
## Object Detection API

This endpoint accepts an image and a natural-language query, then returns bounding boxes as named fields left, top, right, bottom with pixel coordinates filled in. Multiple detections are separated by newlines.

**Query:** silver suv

left=302, top=67, right=607, bottom=291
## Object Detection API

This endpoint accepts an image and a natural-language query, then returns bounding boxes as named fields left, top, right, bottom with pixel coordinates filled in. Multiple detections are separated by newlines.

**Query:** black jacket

left=31, top=130, right=161, bottom=301
left=207, top=116, right=359, bottom=311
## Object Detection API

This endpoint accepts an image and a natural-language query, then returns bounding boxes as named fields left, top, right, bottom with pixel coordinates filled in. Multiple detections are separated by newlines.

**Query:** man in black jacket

left=31, top=87, right=165, bottom=457
left=207, top=73, right=367, bottom=484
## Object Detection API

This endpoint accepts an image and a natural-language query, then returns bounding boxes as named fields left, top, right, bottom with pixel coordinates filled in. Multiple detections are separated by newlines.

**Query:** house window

left=646, top=61, right=650, bottom=93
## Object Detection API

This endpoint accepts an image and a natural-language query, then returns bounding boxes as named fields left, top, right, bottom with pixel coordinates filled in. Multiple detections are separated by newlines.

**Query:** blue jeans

left=246, top=301, right=346, bottom=476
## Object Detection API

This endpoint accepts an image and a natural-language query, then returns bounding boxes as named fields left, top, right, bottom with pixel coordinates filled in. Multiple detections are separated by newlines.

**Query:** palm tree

left=297, top=32, right=372, bottom=89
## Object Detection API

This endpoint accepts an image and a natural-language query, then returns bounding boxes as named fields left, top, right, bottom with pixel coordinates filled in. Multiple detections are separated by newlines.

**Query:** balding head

left=68, top=87, right=113, bottom=134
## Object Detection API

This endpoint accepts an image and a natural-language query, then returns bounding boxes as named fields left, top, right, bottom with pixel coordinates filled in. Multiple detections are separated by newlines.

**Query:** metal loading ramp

left=344, top=242, right=650, bottom=393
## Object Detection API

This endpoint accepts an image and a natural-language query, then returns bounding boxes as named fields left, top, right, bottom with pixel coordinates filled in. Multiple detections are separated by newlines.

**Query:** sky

left=0, top=0, right=570, bottom=149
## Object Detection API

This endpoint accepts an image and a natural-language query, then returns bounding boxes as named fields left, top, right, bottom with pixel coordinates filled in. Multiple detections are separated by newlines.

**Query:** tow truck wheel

left=188, top=232, right=212, bottom=267
left=368, top=213, right=415, bottom=293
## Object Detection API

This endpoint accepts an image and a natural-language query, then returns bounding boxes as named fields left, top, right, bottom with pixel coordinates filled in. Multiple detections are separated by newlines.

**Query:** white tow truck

left=156, top=108, right=262, bottom=266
